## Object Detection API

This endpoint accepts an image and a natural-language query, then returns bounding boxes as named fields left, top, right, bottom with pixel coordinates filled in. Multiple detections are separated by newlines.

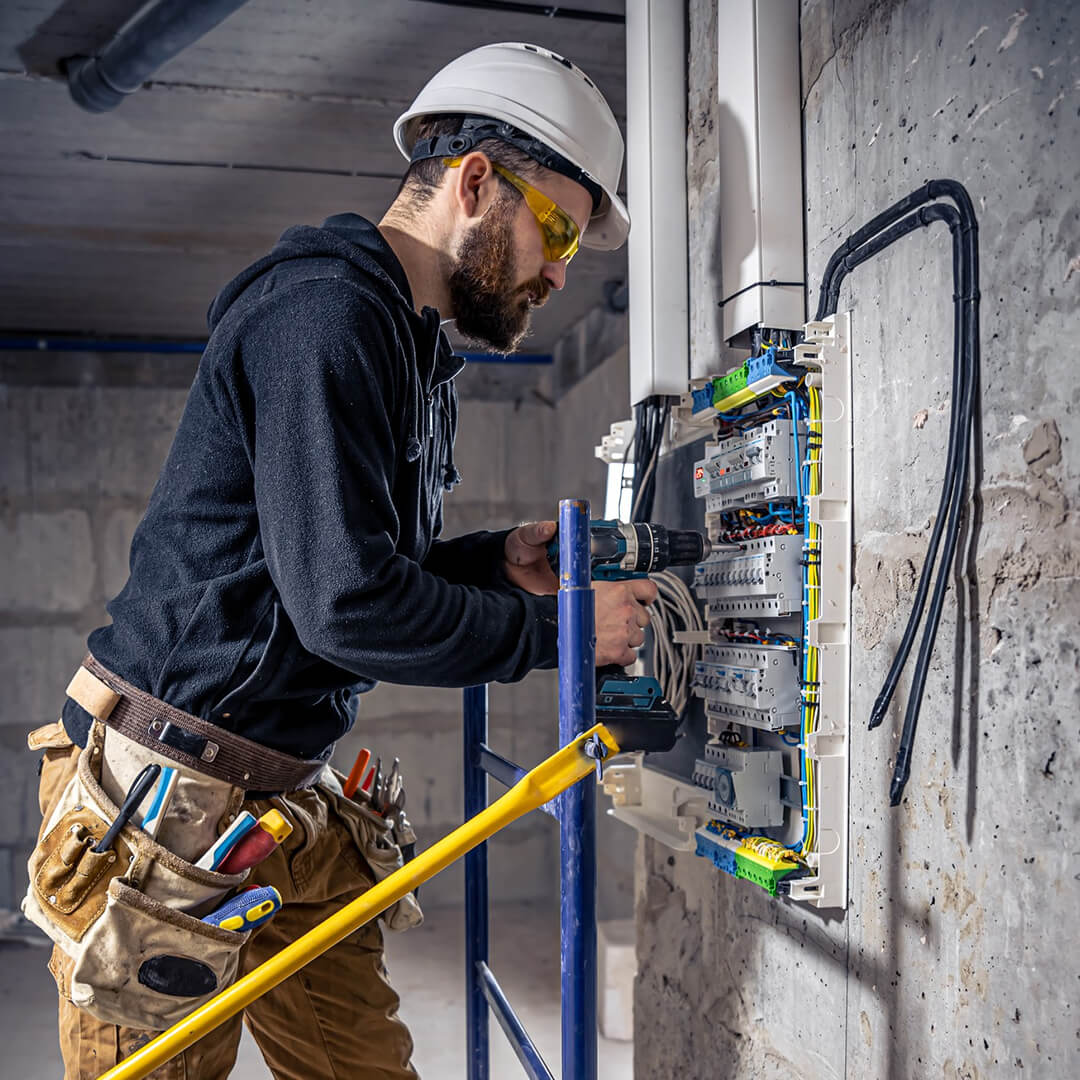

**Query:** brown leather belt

left=66, top=654, right=328, bottom=793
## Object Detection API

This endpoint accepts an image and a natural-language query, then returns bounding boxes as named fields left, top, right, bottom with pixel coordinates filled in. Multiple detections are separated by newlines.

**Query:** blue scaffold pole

left=464, top=683, right=490, bottom=1080
left=557, top=498, right=597, bottom=1080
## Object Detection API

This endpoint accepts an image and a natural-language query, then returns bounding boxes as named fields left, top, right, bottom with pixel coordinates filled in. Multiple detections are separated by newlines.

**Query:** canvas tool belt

left=23, top=660, right=422, bottom=1031
left=23, top=719, right=254, bottom=1030
left=69, top=654, right=328, bottom=793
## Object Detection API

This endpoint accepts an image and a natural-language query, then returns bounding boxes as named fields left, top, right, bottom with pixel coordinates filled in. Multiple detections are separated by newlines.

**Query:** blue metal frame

left=0, top=337, right=552, bottom=364
left=464, top=498, right=596, bottom=1080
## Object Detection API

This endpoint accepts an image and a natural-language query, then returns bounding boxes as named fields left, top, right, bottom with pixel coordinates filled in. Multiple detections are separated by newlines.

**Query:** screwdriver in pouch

left=201, top=884, right=282, bottom=932
left=217, top=810, right=293, bottom=875
left=342, top=748, right=371, bottom=800
left=195, top=811, right=258, bottom=871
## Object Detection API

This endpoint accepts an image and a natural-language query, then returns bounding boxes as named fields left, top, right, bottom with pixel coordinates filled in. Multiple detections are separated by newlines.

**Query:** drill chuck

left=555, top=519, right=712, bottom=578
left=605, top=522, right=710, bottom=574
left=665, top=527, right=711, bottom=567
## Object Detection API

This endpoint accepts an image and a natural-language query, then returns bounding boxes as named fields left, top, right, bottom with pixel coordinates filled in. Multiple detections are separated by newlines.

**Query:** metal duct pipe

left=64, top=0, right=251, bottom=113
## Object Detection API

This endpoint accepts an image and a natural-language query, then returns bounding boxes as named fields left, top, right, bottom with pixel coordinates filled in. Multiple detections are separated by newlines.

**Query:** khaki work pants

left=36, top=735, right=419, bottom=1080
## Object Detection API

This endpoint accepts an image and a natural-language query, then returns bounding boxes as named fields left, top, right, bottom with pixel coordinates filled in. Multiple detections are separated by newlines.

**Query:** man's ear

left=451, top=152, right=499, bottom=221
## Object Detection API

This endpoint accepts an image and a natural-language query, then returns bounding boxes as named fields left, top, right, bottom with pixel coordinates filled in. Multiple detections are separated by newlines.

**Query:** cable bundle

left=647, top=569, right=704, bottom=719
left=630, top=396, right=670, bottom=521
left=799, top=385, right=823, bottom=854
left=815, top=180, right=980, bottom=806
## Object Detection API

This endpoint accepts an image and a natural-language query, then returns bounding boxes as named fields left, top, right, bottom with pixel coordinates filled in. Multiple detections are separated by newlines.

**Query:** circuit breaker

left=693, top=643, right=801, bottom=732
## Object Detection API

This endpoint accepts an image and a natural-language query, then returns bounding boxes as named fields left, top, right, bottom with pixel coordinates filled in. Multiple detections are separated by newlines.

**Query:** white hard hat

left=394, top=42, right=629, bottom=251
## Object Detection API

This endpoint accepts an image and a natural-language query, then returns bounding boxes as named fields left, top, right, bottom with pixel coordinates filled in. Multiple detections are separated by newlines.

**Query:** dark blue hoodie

left=65, top=214, right=558, bottom=760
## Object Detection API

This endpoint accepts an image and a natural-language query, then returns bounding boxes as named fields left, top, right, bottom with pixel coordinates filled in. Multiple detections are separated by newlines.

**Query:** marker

left=139, top=766, right=179, bottom=840
left=195, top=811, right=258, bottom=871
left=93, top=764, right=161, bottom=853
left=217, top=810, right=293, bottom=874
left=201, top=884, right=282, bottom=932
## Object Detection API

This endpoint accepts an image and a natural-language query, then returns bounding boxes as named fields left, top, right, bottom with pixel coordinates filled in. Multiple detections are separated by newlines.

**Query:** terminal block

left=693, top=643, right=801, bottom=733
left=693, top=537, right=801, bottom=618
left=693, top=419, right=799, bottom=511
left=694, top=821, right=742, bottom=876
left=694, top=743, right=783, bottom=828
left=734, top=843, right=801, bottom=896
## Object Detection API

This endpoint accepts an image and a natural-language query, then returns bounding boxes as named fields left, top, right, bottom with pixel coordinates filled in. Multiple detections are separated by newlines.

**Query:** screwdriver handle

left=343, top=748, right=371, bottom=800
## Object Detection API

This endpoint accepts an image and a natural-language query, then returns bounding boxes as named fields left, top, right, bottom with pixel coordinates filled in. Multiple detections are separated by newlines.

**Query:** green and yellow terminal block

left=685, top=346, right=798, bottom=420
left=694, top=821, right=803, bottom=897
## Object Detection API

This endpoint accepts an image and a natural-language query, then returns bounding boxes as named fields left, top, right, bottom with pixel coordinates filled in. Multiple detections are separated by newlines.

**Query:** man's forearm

left=421, top=529, right=514, bottom=589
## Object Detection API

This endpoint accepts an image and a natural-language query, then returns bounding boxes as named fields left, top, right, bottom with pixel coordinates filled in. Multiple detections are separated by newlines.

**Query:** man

left=31, top=43, right=655, bottom=1078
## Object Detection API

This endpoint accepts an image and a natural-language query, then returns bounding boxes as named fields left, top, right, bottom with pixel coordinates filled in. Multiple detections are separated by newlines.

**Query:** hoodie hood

left=207, top=213, right=417, bottom=332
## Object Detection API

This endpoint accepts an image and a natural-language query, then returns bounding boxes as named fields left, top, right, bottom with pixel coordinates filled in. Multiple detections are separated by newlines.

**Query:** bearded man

left=32, top=42, right=657, bottom=1079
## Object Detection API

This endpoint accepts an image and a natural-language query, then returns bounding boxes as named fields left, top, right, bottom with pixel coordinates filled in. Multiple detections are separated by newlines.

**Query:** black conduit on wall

left=64, top=0, right=252, bottom=113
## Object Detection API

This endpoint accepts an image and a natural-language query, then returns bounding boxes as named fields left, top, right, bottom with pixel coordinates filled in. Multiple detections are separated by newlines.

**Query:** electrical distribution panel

left=605, top=316, right=853, bottom=909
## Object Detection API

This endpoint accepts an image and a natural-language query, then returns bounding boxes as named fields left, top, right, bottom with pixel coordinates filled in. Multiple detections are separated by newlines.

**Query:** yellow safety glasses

left=443, top=156, right=582, bottom=264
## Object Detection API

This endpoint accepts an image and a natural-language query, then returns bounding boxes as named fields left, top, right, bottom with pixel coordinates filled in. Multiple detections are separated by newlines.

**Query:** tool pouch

left=322, top=774, right=423, bottom=933
left=23, top=722, right=252, bottom=1031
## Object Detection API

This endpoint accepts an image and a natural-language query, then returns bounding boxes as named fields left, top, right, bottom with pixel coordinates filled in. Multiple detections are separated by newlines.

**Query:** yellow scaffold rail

left=96, top=723, right=622, bottom=1080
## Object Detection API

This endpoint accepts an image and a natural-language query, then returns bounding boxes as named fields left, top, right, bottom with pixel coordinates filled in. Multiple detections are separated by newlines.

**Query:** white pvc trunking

left=788, top=313, right=853, bottom=909
left=625, top=0, right=689, bottom=405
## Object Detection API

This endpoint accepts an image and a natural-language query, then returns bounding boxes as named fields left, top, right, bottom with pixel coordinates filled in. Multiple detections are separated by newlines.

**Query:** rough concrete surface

left=634, top=2, right=1079, bottom=1078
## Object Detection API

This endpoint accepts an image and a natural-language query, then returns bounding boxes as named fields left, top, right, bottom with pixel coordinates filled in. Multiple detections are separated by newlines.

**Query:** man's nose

left=541, top=260, right=567, bottom=292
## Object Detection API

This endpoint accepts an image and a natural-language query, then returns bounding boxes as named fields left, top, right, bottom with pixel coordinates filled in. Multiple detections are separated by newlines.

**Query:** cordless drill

left=547, top=520, right=711, bottom=750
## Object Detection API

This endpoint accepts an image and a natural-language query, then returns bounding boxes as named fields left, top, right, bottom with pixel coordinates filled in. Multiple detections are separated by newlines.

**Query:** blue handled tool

left=194, top=811, right=258, bottom=871
left=202, top=885, right=282, bottom=933
left=139, top=766, right=179, bottom=840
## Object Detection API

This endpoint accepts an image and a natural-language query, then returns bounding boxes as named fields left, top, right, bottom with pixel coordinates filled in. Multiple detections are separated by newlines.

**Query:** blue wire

left=787, top=388, right=812, bottom=853
left=785, top=391, right=804, bottom=502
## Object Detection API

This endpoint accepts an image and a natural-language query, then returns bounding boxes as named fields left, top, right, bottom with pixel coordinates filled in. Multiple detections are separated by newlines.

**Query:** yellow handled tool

left=96, top=723, right=623, bottom=1080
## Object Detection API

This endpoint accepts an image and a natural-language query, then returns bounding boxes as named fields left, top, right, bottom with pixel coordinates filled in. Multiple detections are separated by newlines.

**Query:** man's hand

left=504, top=521, right=559, bottom=595
left=594, top=578, right=658, bottom=667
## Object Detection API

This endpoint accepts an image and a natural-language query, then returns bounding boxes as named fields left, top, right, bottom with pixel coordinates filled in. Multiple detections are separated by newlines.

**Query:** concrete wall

left=633, top=1, right=1079, bottom=1077
left=0, top=340, right=633, bottom=917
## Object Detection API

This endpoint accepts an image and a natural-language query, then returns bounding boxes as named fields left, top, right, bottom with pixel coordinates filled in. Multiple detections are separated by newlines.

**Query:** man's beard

left=448, top=193, right=550, bottom=354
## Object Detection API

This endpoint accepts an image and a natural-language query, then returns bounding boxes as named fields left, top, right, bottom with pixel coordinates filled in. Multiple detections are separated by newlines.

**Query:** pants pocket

left=321, top=783, right=423, bottom=933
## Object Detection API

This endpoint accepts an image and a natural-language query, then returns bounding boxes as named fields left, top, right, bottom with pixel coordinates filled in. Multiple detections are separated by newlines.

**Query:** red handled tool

left=217, top=810, right=293, bottom=875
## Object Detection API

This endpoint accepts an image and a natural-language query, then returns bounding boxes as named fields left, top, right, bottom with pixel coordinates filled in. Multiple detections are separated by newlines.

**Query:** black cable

left=816, top=180, right=980, bottom=806
left=630, top=396, right=670, bottom=522
left=891, top=189, right=980, bottom=804
left=815, top=180, right=951, bottom=321
left=862, top=208, right=963, bottom=730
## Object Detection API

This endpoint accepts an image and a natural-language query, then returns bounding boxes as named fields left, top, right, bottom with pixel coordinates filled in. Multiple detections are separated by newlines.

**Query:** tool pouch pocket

left=23, top=723, right=251, bottom=1030
left=323, top=780, right=423, bottom=933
